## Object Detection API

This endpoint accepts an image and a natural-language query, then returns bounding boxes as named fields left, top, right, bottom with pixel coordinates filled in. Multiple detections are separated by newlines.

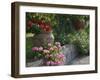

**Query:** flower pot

left=33, top=32, right=54, bottom=47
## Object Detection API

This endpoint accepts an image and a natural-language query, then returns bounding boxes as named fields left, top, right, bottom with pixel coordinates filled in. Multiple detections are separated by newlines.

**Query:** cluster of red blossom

left=27, top=19, right=52, bottom=33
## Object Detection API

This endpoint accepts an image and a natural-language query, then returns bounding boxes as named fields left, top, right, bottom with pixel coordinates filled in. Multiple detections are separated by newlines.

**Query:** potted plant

left=27, top=19, right=54, bottom=47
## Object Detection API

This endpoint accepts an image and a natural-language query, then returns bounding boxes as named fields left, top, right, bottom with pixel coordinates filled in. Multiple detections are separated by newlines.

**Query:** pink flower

left=32, top=47, right=39, bottom=51
left=55, top=42, right=61, bottom=46
left=46, top=61, right=51, bottom=66
left=49, top=47, right=54, bottom=51
left=55, top=61, right=62, bottom=65
left=57, top=45, right=62, bottom=49
left=60, top=53, right=64, bottom=57
left=43, top=50, right=50, bottom=53
left=53, top=46, right=58, bottom=50
left=59, top=61, right=64, bottom=65
left=49, top=54, right=53, bottom=58
left=57, top=53, right=64, bottom=58
left=45, top=54, right=50, bottom=58
left=38, top=47, right=43, bottom=51
left=55, top=42, right=62, bottom=49
left=50, top=61, right=55, bottom=65
left=48, top=43, right=52, bottom=47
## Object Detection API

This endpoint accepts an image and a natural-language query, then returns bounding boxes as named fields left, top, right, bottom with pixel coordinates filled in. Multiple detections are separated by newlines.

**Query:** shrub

left=66, top=28, right=89, bottom=54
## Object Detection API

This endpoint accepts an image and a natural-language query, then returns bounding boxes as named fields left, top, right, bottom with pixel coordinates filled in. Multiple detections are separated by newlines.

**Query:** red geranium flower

left=27, top=19, right=52, bottom=34
left=45, top=27, right=52, bottom=32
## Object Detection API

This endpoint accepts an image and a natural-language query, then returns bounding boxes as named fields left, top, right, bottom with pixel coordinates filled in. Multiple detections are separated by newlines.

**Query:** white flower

left=55, top=42, right=61, bottom=46
left=48, top=43, right=52, bottom=47
left=43, top=50, right=50, bottom=53
left=49, top=47, right=54, bottom=51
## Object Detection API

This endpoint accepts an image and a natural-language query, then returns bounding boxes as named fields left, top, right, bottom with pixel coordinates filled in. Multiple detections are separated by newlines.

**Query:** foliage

left=68, top=15, right=89, bottom=21
left=54, top=26, right=89, bottom=54
left=26, top=37, right=34, bottom=59
left=65, top=27, right=89, bottom=54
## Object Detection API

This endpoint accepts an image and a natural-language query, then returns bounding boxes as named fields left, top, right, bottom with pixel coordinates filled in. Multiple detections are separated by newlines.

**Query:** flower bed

left=32, top=42, right=64, bottom=66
